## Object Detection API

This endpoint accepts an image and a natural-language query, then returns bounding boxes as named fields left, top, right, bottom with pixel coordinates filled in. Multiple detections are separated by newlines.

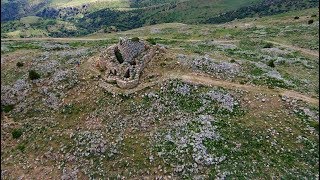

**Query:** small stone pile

left=96, top=37, right=161, bottom=89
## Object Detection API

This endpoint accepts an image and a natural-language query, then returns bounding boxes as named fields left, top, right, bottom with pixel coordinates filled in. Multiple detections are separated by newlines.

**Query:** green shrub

left=131, top=37, right=140, bottom=42
left=12, top=129, right=23, bottom=139
left=263, top=42, right=273, bottom=48
left=2, top=104, right=14, bottom=112
left=308, top=19, right=314, bottom=24
left=146, top=38, right=157, bottom=45
left=267, top=60, right=275, bottom=68
left=311, top=14, right=317, bottom=17
left=230, top=59, right=236, bottom=63
left=250, top=67, right=264, bottom=76
left=28, top=70, right=41, bottom=80
left=16, top=62, right=24, bottom=67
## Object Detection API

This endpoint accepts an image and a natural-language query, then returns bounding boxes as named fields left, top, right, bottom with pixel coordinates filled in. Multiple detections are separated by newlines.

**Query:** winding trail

left=175, top=72, right=319, bottom=105
left=99, top=70, right=319, bottom=105
left=265, top=40, right=319, bottom=58
left=169, top=73, right=319, bottom=105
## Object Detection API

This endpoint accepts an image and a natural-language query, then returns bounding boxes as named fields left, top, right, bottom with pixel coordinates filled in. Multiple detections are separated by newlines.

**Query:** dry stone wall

left=96, top=38, right=158, bottom=89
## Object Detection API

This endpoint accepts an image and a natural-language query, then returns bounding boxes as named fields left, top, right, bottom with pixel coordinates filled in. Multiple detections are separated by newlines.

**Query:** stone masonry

left=96, top=37, right=158, bottom=89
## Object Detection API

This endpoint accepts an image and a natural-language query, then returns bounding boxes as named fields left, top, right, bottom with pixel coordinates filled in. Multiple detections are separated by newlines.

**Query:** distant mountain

left=1, top=0, right=51, bottom=21
left=1, top=0, right=318, bottom=38
left=4, top=0, right=279, bottom=22
left=207, top=0, right=320, bottom=24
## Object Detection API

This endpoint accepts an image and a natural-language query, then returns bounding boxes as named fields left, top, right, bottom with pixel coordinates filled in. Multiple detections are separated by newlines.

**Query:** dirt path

left=170, top=39, right=238, bottom=43
left=172, top=72, right=319, bottom=105
left=96, top=69, right=318, bottom=105
left=280, top=91, right=319, bottom=105
left=265, top=40, right=319, bottom=58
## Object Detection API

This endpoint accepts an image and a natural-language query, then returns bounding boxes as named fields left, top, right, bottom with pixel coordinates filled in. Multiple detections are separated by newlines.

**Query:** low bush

left=28, top=70, right=41, bottom=80
left=131, top=37, right=140, bottom=42
left=1, top=104, right=14, bottom=112
left=263, top=42, right=273, bottom=48
left=308, top=19, right=314, bottom=24
left=16, top=62, right=24, bottom=67
left=146, top=38, right=157, bottom=45
left=267, top=60, right=275, bottom=68
left=12, top=129, right=23, bottom=139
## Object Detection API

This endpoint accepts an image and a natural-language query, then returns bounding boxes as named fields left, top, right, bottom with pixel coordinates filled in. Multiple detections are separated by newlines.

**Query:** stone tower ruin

left=96, top=37, right=158, bottom=89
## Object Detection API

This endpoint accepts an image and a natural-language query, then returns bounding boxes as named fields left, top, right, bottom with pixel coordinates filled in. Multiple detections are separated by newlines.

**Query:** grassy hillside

left=1, top=8, right=319, bottom=179
left=1, top=0, right=263, bottom=37
left=2, top=0, right=318, bottom=38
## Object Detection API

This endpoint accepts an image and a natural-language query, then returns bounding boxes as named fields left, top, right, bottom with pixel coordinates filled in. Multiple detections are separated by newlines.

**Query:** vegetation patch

left=252, top=76, right=292, bottom=88
left=146, top=38, right=157, bottom=45
left=262, top=42, right=273, bottom=48
left=131, top=37, right=140, bottom=42
left=16, top=62, right=24, bottom=67
left=12, top=129, right=23, bottom=139
left=1, top=104, right=15, bottom=113
left=267, top=59, right=276, bottom=68
left=16, top=144, right=26, bottom=152
left=28, top=70, right=41, bottom=80
left=250, top=66, right=265, bottom=76
left=308, top=19, right=314, bottom=24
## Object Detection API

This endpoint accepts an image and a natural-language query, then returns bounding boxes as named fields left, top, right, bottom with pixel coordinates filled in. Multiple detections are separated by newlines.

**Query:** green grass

left=250, top=66, right=265, bottom=76
left=20, top=16, right=42, bottom=25
left=60, top=103, right=81, bottom=115
left=68, top=40, right=117, bottom=48
left=252, top=76, right=292, bottom=89
left=7, top=42, right=41, bottom=52
left=187, top=121, right=202, bottom=133
left=16, top=144, right=26, bottom=152
left=177, top=95, right=202, bottom=113
left=205, top=113, right=319, bottom=178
